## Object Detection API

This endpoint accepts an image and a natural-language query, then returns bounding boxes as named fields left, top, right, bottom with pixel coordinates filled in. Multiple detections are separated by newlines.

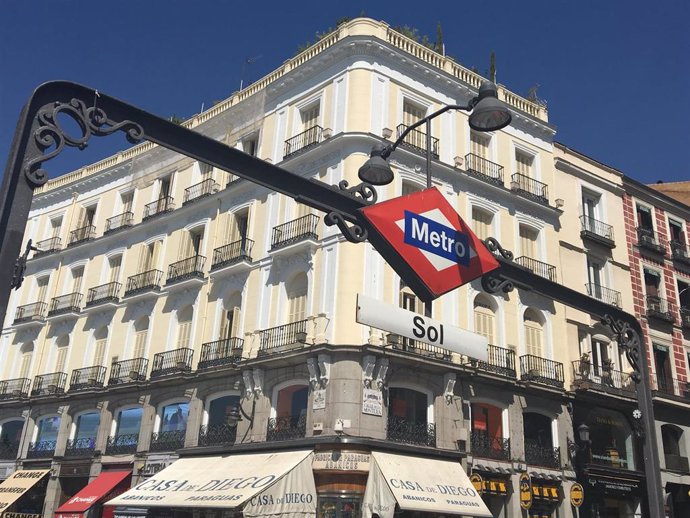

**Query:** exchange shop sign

left=570, top=483, right=584, bottom=507
left=519, top=473, right=532, bottom=510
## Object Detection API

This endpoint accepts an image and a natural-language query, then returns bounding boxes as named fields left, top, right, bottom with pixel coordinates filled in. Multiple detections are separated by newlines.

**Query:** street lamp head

left=577, top=423, right=590, bottom=444
left=468, top=82, right=512, bottom=132
left=358, top=144, right=395, bottom=186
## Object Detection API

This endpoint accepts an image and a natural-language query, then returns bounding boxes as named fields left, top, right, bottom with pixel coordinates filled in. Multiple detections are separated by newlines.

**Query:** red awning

left=55, top=470, right=131, bottom=518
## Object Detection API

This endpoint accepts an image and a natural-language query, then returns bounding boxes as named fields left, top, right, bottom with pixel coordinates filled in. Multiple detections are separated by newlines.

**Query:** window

left=472, top=207, right=493, bottom=241
left=523, top=309, right=544, bottom=357
left=108, top=255, right=122, bottom=283
left=120, top=192, right=134, bottom=214
left=179, top=228, right=204, bottom=259
left=199, top=162, right=213, bottom=180
left=19, top=342, right=33, bottom=379
left=0, top=420, right=23, bottom=446
left=287, top=273, right=308, bottom=323
left=474, top=297, right=496, bottom=345
left=654, top=344, right=673, bottom=392
left=160, top=402, right=189, bottom=433
left=661, top=425, right=685, bottom=463
left=36, top=277, right=49, bottom=303
left=133, top=316, right=149, bottom=359
left=93, top=327, right=108, bottom=366
left=669, top=218, right=685, bottom=244
left=207, top=395, right=241, bottom=428
left=220, top=293, right=242, bottom=340
left=582, top=190, right=601, bottom=221
left=50, top=216, right=63, bottom=239
left=272, top=384, right=308, bottom=436
left=241, top=135, right=258, bottom=157
left=587, top=257, right=605, bottom=298
left=73, top=412, right=99, bottom=444
left=585, top=408, right=635, bottom=470
left=301, top=104, right=320, bottom=131
left=590, top=336, right=612, bottom=378
left=470, top=131, right=490, bottom=159
left=644, top=268, right=661, bottom=298
left=515, top=150, right=533, bottom=178
left=55, top=335, right=69, bottom=373
left=224, top=209, right=249, bottom=246
left=159, top=175, right=172, bottom=199
left=176, top=306, right=193, bottom=349
left=115, top=407, right=143, bottom=438
left=35, top=416, right=60, bottom=445
left=402, top=182, right=421, bottom=197
left=519, top=224, right=538, bottom=259
left=523, top=412, right=553, bottom=450
left=403, top=100, right=425, bottom=127
left=470, top=403, right=506, bottom=459
left=678, top=280, right=690, bottom=308
left=400, top=281, right=422, bottom=347
left=79, top=205, right=97, bottom=228
left=71, top=266, right=84, bottom=294
left=138, top=241, right=161, bottom=272
left=636, top=204, right=653, bottom=230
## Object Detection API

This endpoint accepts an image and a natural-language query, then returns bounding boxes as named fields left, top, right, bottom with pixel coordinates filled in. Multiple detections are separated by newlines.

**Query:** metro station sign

left=361, top=187, right=499, bottom=301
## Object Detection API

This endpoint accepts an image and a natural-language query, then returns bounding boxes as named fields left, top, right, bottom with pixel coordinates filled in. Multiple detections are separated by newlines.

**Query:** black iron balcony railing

left=464, top=153, right=503, bottom=186
left=211, top=239, right=254, bottom=270
left=0, top=441, right=19, bottom=460
left=515, top=256, right=557, bottom=282
left=646, top=295, right=676, bottom=323
left=198, top=423, right=238, bottom=447
left=86, top=282, right=121, bottom=307
left=271, top=214, right=319, bottom=250
left=32, top=372, right=67, bottom=396
left=387, top=416, right=436, bottom=447
left=525, top=440, right=560, bottom=469
left=0, top=378, right=31, bottom=400
left=389, top=337, right=451, bottom=361
left=108, top=357, right=148, bottom=385
left=396, top=123, right=439, bottom=160
left=198, top=338, right=244, bottom=370
left=13, top=302, right=47, bottom=324
left=70, top=365, right=106, bottom=391
left=637, top=227, right=667, bottom=255
left=167, top=255, right=206, bottom=284
left=150, top=348, right=193, bottom=378
left=470, top=430, right=511, bottom=461
left=665, top=453, right=690, bottom=473
left=26, top=440, right=57, bottom=459
left=143, top=196, right=175, bottom=220
left=105, top=433, right=139, bottom=455
left=259, top=319, right=308, bottom=355
left=124, top=269, right=163, bottom=297
left=105, top=211, right=134, bottom=234
left=64, top=437, right=96, bottom=457
left=468, top=344, right=517, bottom=378
left=48, top=292, right=82, bottom=317
left=184, top=179, right=219, bottom=205
left=586, top=283, right=622, bottom=307
left=34, top=236, right=62, bottom=257
left=511, top=173, right=548, bottom=204
left=580, top=215, right=615, bottom=245
left=149, top=430, right=186, bottom=452
left=266, top=415, right=307, bottom=442
left=572, top=360, right=636, bottom=394
left=520, top=355, right=565, bottom=388
left=69, top=224, right=96, bottom=246
left=671, top=241, right=690, bottom=265
left=650, top=373, right=690, bottom=401
left=284, top=125, right=323, bottom=158
left=680, top=307, right=690, bottom=328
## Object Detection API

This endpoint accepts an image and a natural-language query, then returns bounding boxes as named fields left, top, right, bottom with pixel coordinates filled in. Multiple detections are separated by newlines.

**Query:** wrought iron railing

left=525, top=440, right=560, bottom=469
left=26, top=440, right=57, bottom=459
left=70, top=365, right=106, bottom=391
left=149, top=430, right=186, bottom=452
left=680, top=308, right=690, bottom=328
left=86, top=282, right=121, bottom=307
left=271, top=214, right=319, bottom=250
left=580, top=215, right=614, bottom=243
left=32, top=372, right=67, bottom=396
left=69, top=225, right=96, bottom=246
left=0, top=441, right=19, bottom=460
left=514, top=256, right=557, bottom=282
left=511, top=173, right=548, bottom=204
left=464, top=153, right=503, bottom=185
left=396, top=123, right=439, bottom=159
left=184, top=179, right=219, bottom=204
left=150, top=348, right=193, bottom=378
left=105, top=212, right=134, bottom=234
left=665, top=453, right=690, bottom=472
left=211, top=239, right=254, bottom=270
left=650, top=373, right=690, bottom=400
left=108, top=358, right=148, bottom=385
left=199, top=338, right=244, bottom=370
left=167, top=255, right=206, bottom=284
left=470, top=430, right=511, bottom=461
left=105, top=433, right=139, bottom=455
left=572, top=360, right=636, bottom=394
left=48, top=292, right=82, bottom=316
left=143, top=196, right=175, bottom=220
left=637, top=227, right=666, bottom=255
left=124, top=269, right=163, bottom=296
left=266, top=415, right=307, bottom=441
left=34, top=236, right=62, bottom=257
left=13, top=302, right=47, bottom=324
left=671, top=241, right=690, bottom=264
left=64, top=437, right=96, bottom=457
left=284, top=125, right=323, bottom=158
left=468, top=344, right=517, bottom=378
left=389, top=338, right=451, bottom=361
left=0, top=378, right=31, bottom=399
left=585, top=283, right=622, bottom=307
left=646, top=295, right=676, bottom=323
left=520, top=355, right=564, bottom=388
left=198, top=424, right=238, bottom=446
left=259, top=320, right=308, bottom=355
left=386, top=416, right=436, bottom=447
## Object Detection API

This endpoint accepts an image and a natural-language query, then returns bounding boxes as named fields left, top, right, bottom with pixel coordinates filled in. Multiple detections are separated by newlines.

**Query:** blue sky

left=1, top=1, right=688, bottom=184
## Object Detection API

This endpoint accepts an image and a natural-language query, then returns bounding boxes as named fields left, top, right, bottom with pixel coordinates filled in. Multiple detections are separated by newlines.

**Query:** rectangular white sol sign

left=356, top=294, right=488, bottom=361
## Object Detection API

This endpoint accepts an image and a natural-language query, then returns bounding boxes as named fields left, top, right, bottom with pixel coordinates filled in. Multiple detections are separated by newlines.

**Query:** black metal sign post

left=0, top=81, right=663, bottom=518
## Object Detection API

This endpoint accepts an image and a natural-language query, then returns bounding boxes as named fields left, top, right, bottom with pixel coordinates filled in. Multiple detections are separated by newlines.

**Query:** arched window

left=269, top=383, right=308, bottom=440
left=34, top=415, right=60, bottom=449
left=0, top=419, right=24, bottom=455
left=176, top=305, right=194, bottom=349
left=388, top=387, right=434, bottom=446
left=93, top=326, right=108, bottom=366
left=201, top=393, right=242, bottom=446
left=286, top=273, right=308, bottom=323
left=133, top=316, right=149, bottom=359
left=55, top=335, right=69, bottom=373
left=523, top=412, right=558, bottom=468
left=661, top=424, right=686, bottom=469
left=152, top=401, right=189, bottom=452
left=69, top=411, right=100, bottom=454
left=474, top=295, right=496, bottom=346
left=523, top=309, right=544, bottom=357
left=470, top=402, right=508, bottom=460
left=108, top=407, right=143, bottom=454
left=18, top=342, right=33, bottom=379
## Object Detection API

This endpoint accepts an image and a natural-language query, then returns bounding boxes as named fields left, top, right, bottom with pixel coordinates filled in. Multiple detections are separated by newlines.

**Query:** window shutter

left=230, top=307, right=241, bottom=338
left=471, top=132, right=489, bottom=159
left=474, top=309, right=495, bottom=345
left=121, top=192, right=134, bottom=214
left=178, top=232, right=192, bottom=260
left=516, top=153, right=533, bottom=177
left=525, top=324, right=543, bottom=357
left=109, top=256, right=122, bottom=283
left=133, top=330, right=147, bottom=358
left=138, top=244, right=151, bottom=272
left=72, top=268, right=84, bottom=293
left=51, top=218, right=62, bottom=238
left=36, top=278, right=49, bottom=303
left=56, top=347, right=68, bottom=373
left=19, top=352, right=32, bottom=379
left=177, top=321, right=192, bottom=349
left=519, top=226, right=537, bottom=259
left=94, top=339, right=107, bottom=365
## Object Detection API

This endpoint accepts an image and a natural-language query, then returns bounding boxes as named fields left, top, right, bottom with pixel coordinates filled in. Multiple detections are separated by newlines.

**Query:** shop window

left=35, top=415, right=60, bottom=444
left=585, top=408, right=636, bottom=470
left=160, top=402, right=189, bottom=433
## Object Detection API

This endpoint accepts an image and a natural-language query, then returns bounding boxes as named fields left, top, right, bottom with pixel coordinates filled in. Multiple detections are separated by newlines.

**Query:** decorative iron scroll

left=481, top=272, right=515, bottom=294
left=325, top=211, right=368, bottom=243
left=602, top=314, right=642, bottom=382
left=483, top=237, right=514, bottom=260
left=338, top=180, right=378, bottom=205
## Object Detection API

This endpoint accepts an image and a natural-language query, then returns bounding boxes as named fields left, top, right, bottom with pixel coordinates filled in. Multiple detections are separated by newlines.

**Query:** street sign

left=519, top=473, right=532, bottom=510
left=360, top=187, right=499, bottom=301
left=356, top=294, right=488, bottom=361
left=570, top=483, right=584, bottom=507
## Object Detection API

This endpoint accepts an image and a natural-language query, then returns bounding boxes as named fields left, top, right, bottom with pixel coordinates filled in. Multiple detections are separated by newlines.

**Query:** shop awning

left=0, top=469, right=50, bottom=514
left=55, top=470, right=131, bottom=518
left=106, top=450, right=316, bottom=518
left=362, top=451, right=491, bottom=518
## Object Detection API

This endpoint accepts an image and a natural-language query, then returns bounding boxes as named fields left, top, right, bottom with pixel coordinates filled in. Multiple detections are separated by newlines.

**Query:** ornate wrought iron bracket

left=602, top=314, right=642, bottom=383
left=337, top=180, right=378, bottom=205
left=11, top=239, right=38, bottom=290
left=324, top=211, right=368, bottom=243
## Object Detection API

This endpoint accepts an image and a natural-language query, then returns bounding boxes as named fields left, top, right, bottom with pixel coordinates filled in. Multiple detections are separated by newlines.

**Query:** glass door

left=317, top=495, right=361, bottom=518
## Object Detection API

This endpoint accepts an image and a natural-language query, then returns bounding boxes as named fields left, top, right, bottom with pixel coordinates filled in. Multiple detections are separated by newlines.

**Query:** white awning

left=362, top=451, right=491, bottom=518
left=106, top=450, right=315, bottom=518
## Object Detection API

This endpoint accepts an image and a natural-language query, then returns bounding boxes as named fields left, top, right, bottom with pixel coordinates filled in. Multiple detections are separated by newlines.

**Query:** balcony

left=211, top=239, right=254, bottom=270
left=150, top=348, right=193, bottom=378
left=183, top=179, right=220, bottom=205
left=26, top=440, right=57, bottom=459
left=143, top=196, right=175, bottom=221
left=266, top=415, right=307, bottom=442
left=386, top=416, right=436, bottom=447
left=580, top=215, right=615, bottom=247
left=198, top=338, right=244, bottom=370
left=572, top=360, right=636, bottom=395
left=69, top=225, right=96, bottom=246
left=105, top=212, right=134, bottom=234
left=284, top=125, right=323, bottom=159
left=470, top=430, right=511, bottom=461
left=0, top=378, right=31, bottom=400
left=637, top=227, right=666, bottom=255
left=680, top=308, right=690, bottom=329
left=671, top=241, right=690, bottom=266
left=31, top=372, right=67, bottom=396
left=586, top=283, right=622, bottom=307
left=64, top=437, right=96, bottom=457
left=464, top=153, right=503, bottom=186
left=388, top=335, right=451, bottom=361
left=520, top=355, right=565, bottom=388
left=13, top=302, right=47, bottom=325
left=48, top=292, right=82, bottom=318
left=395, top=123, right=439, bottom=160
left=515, top=256, right=557, bottom=282
left=467, top=344, right=517, bottom=378
left=270, top=214, right=319, bottom=251
left=646, top=295, right=676, bottom=323
left=258, top=320, right=309, bottom=356
left=108, top=358, right=148, bottom=385
left=198, top=424, right=237, bottom=447
left=149, top=430, right=186, bottom=452
left=0, top=441, right=19, bottom=460
left=650, top=374, right=690, bottom=401
left=86, top=282, right=121, bottom=308
left=34, top=237, right=62, bottom=257
left=665, top=454, right=690, bottom=473
left=105, top=434, right=139, bottom=455
left=70, top=365, right=107, bottom=391
left=166, top=255, right=206, bottom=285
left=124, top=269, right=163, bottom=297
left=510, top=173, right=549, bottom=205
left=525, top=440, right=560, bottom=469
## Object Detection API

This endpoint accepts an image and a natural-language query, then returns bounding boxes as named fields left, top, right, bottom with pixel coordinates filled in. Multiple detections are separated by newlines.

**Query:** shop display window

left=586, top=408, right=635, bottom=470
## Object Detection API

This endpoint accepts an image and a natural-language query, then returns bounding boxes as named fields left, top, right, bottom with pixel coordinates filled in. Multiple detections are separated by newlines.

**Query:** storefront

left=470, top=470, right=510, bottom=518
left=582, top=471, right=643, bottom=518
left=665, top=482, right=690, bottom=518
left=0, top=469, right=50, bottom=517
left=55, top=470, right=131, bottom=518
left=527, top=478, right=560, bottom=518
left=313, top=450, right=370, bottom=518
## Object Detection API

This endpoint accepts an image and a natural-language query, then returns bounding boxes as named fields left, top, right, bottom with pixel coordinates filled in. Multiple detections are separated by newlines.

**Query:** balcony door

left=471, top=403, right=507, bottom=460
left=523, top=412, right=555, bottom=468
left=388, top=387, right=433, bottom=446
